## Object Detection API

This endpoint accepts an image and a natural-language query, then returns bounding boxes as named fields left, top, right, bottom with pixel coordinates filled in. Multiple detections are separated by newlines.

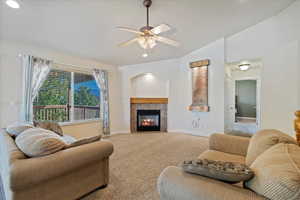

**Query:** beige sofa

left=61, top=120, right=103, bottom=139
left=0, top=128, right=113, bottom=200
left=157, top=133, right=267, bottom=200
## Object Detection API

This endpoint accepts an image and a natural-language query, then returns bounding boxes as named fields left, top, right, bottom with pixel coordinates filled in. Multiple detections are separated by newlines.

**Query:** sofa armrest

left=158, top=166, right=266, bottom=200
left=10, top=140, right=113, bottom=190
left=209, top=133, right=250, bottom=156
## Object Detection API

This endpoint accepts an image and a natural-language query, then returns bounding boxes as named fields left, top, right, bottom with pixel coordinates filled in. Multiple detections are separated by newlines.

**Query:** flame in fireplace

left=141, top=119, right=156, bottom=126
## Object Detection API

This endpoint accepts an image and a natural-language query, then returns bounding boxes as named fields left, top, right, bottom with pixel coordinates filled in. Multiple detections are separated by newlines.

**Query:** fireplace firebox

left=137, top=110, right=161, bottom=131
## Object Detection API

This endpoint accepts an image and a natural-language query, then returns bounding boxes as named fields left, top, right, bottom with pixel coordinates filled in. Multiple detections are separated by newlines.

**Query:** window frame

left=34, top=66, right=101, bottom=124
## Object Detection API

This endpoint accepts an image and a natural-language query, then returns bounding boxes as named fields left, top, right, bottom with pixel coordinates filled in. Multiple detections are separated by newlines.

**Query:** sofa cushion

left=182, top=159, right=254, bottom=184
left=199, top=150, right=245, bottom=164
left=15, top=128, right=66, bottom=157
left=245, top=143, right=300, bottom=200
left=34, top=121, right=63, bottom=136
left=209, top=133, right=250, bottom=157
left=246, top=129, right=297, bottom=165
left=6, top=122, right=34, bottom=137
left=65, top=135, right=101, bottom=149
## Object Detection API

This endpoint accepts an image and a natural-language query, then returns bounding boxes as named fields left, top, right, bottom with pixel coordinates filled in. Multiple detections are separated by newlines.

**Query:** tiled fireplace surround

left=130, top=98, right=168, bottom=133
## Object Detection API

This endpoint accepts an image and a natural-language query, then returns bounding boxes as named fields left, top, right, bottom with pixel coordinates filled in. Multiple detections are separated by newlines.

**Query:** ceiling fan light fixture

left=138, top=36, right=157, bottom=49
left=117, top=0, right=179, bottom=50
left=151, top=29, right=160, bottom=35
left=6, top=0, right=20, bottom=9
left=239, top=63, right=250, bottom=71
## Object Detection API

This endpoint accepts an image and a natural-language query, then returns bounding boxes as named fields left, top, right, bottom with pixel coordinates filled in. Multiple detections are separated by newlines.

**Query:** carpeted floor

left=0, top=132, right=208, bottom=200
left=82, top=132, right=208, bottom=200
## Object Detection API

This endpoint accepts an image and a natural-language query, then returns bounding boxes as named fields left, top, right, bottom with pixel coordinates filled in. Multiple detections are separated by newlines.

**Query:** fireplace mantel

left=130, top=98, right=168, bottom=104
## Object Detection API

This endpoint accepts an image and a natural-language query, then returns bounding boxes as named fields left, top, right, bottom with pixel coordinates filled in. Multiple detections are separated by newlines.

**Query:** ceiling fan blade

left=150, top=24, right=171, bottom=35
left=154, top=35, right=180, bottom=47
left=118, top=38, right=139, bottom=47
left=117, top=27, right=144, bottom=35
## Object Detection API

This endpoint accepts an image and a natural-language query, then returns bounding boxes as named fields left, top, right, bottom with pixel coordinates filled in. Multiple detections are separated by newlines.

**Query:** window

left=74, top=72, right=100, bottom=121
left=33, top=69, right=100, bottom=122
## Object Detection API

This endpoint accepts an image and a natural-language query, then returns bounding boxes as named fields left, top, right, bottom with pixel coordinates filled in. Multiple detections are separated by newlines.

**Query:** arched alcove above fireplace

left=130, top=73, right=169, bottom=98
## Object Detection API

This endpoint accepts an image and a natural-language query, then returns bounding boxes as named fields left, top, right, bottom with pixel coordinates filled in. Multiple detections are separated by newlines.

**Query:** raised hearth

left=130, top=98, right=168, bottom=133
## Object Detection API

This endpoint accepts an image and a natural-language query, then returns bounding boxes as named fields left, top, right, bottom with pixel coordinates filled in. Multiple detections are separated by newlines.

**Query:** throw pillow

left=246, top=129, right=297, bottom=166
left=61, top=134, right=77, bottom=145
left=182, top=159, right=254, bottom=184
left=6, top=122, right=34, bottom=137
left=15, top=128, right=66, bottom=157
left=34, top=121, right=63, bottom=136
left=245, top=143, right=300, bottom=200
left=65, top=135, right=101, bottom=149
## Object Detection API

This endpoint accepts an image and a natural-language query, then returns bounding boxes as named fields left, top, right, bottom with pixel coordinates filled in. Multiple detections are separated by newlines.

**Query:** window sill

left=59, top=118, right=101, bottom=127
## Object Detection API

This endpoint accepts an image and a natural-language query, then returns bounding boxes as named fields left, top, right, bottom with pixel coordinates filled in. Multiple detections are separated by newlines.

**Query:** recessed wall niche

left=130, top=73, right=169, bottom=98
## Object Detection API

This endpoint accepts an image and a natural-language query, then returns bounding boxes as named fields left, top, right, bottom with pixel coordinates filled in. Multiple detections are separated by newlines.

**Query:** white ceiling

left=0, top=0, right=295, bottom=66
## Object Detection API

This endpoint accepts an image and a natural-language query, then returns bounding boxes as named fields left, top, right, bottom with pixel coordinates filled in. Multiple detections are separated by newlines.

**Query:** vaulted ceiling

left=0, top=0, right=295, bottom=66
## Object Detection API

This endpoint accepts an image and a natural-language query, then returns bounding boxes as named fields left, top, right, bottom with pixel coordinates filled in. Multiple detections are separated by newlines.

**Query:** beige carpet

left=82, top=132, right=208, bottom=200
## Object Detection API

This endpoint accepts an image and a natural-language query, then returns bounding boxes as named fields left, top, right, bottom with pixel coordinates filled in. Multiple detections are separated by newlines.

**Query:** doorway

left=235, top=80, right=257, bottom=123
left=224, top=59, right=262, bottom=135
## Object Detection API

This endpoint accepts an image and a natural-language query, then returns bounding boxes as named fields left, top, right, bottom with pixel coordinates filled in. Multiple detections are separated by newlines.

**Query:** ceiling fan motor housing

left=140, top=26, right=154, bottom=33
left=143, top=0, right=152, bottom=8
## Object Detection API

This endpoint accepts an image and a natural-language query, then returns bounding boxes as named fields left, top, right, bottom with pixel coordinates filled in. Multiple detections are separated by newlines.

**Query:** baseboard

left=110, top=130, right=211, bottom=137
left=236, top=117, right=256, bottom=120
left=182, top=130, right=209, bottom=137
left=167, top=129, right=188, bottom=133
left=168, top=129, right=211, bottom=137
left=110, top=130, right=130, bottom=135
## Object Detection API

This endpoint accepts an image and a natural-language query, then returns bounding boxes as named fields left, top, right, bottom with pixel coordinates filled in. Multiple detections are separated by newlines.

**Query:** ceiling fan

left=117, top=0, right=180, bottom=51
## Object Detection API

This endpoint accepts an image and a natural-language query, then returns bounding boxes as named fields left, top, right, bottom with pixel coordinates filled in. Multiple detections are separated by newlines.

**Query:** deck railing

left=33, top=105, right=99, bottom=122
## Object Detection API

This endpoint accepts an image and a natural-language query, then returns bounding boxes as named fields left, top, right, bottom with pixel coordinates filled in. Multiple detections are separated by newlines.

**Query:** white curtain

left=93, top=69, right=110, bottom=135
left=22, top=55, right=52, bottom=122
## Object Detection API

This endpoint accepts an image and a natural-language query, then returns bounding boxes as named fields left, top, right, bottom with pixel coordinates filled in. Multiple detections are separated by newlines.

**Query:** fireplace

left=130, top=98, right=168, bottom=133
left=137, top=110, right=161, bottom=131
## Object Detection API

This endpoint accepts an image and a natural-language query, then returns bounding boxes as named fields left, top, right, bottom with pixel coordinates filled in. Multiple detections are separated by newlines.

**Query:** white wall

left=226, top=1, right=300, bottom=134
left=131, top=73, right=169, bottom=98
left=120, top=39, right=225, bottom=136
left=119, top=1, right=300, bottom=136
left=176, top=39, right=225, bottom=136
left=0, top=40, right=123, bottom=134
